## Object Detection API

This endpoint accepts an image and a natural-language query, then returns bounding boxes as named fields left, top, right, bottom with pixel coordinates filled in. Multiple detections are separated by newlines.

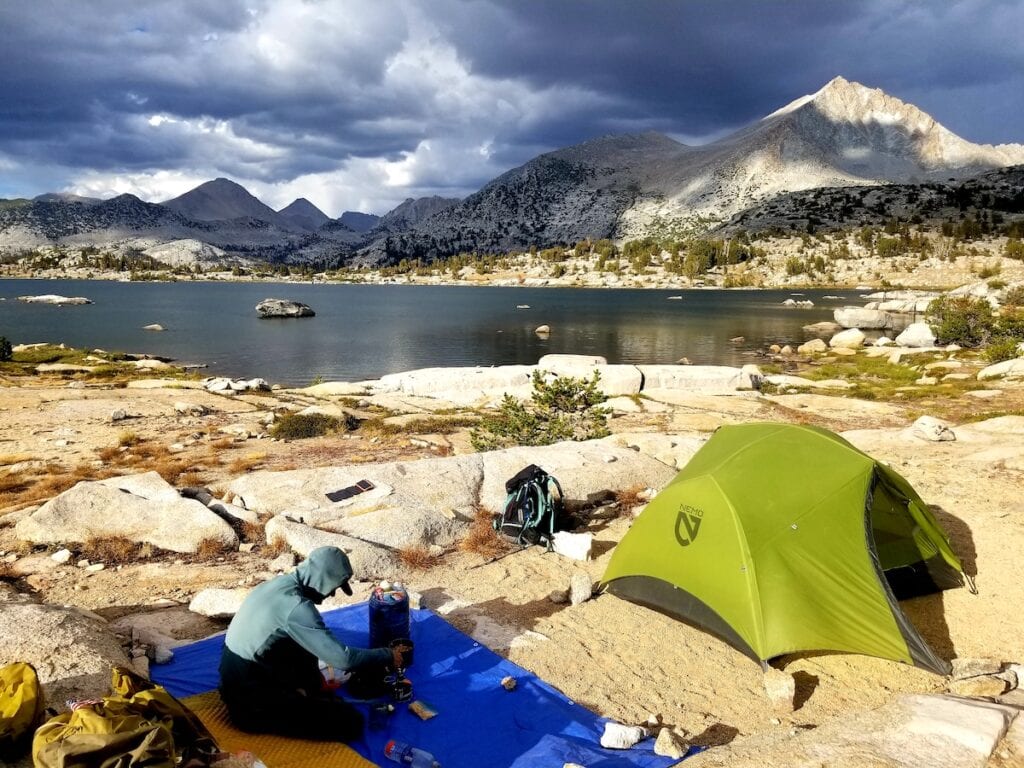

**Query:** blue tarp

left=152, top=605, right=698, bottom=768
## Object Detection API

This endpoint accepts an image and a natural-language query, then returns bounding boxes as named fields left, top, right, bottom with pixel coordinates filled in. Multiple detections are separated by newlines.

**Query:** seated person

left=219, top=546, right=406, bottom=741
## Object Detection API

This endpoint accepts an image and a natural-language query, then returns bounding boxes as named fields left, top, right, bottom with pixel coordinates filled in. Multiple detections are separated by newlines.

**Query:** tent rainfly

left=601, top=423, right=968, bottom=675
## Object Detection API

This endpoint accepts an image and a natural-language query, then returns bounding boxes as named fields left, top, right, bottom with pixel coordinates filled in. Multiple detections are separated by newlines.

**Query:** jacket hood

left=295, top=546, right=354, bottom=602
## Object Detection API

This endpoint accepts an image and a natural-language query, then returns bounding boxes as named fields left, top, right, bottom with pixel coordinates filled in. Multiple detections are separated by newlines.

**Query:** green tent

left=601, top=422, right=967, bottom=675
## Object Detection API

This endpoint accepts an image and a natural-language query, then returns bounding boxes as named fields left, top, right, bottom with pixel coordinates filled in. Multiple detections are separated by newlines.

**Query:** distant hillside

left=33, top=192, right=102, bottom=205
left=339, top=211, right=380, bottom=233
left=278, top=198, right=330, bottom=231
left=718, top=165, right=1024, bottom=235
left=162, top=178, right=286, bottom=225
left=375, top=196, right=460, bottom=232
left=0, top=193, right=199, bottom=243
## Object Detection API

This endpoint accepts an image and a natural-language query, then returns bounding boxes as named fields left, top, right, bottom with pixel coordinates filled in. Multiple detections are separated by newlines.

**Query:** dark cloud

left=0, top=0, right=1021, bottom=212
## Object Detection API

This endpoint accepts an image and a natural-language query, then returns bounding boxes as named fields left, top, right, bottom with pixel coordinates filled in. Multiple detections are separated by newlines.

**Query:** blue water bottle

left=383, top=739, right=440, bottom=768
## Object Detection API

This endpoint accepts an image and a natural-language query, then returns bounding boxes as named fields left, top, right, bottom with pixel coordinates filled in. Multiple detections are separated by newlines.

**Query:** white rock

left=637, top=365, right=756, bottom=393
left=174, top=401, right=209, bottom=416
left=874, top=335, right=895, bottom=347
left=142, top=324, right=165, bottom=332
left=85, top=563, right=106, bottom=573
left=688, top=693, right=1016, bottom=767
left=110, top=408, right=128, bottom=422
left=264, top=517, right=397, bottom=579
left=978, top=358, right=1024, bottom=380
left=188, top=588, right=252, bottom=618
left=907, top=416, right=956, bottom=442
left=535, top=324, right=551, bottom=335
left=834, top=307, right=892, bottom=329
left=133, top=359, right=172, bottom=371
left=131, top=655, right=151, bottom=678
left=896, top=322, right=938, bottom=348
left=569, top=570, right=593, bottom=606
left=551, top=531, right=593, bottom=561
left=797, top=339, right=828, bottom=354
left=17, top=294, right=92, bottom=305
left=269, top=552, right=296, bottom=572
left=654, top=727, right=688, bottom=759
left=255, top=298, right=315, bottom=318
left=0, top=587, right=130, bottom=704
left=16, top=476, right=237, bottom=554
left=600, top=722, right=649, bottom=749
left=538, top=354, right=607, bottom=367
left=829, top=328, right=866, bottom=349
left=763, top=667, right=796, bottom=711
left=50, top=548, right=73, bottom=564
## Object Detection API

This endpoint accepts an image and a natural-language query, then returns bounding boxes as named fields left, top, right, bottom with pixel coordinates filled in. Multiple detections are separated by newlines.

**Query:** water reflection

left=1, top=280, right=864, bottom=386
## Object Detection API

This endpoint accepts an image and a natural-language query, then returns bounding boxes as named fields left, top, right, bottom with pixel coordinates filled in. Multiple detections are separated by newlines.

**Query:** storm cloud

left=1, top=0, right=1021, bottom=215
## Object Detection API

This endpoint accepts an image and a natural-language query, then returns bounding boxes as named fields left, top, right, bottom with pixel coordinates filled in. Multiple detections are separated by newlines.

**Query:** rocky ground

left=2, top=334, right=1024, bottom=765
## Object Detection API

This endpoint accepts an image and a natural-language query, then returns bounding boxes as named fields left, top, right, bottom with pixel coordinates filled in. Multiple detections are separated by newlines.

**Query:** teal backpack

left=493, top=465, right=565, bottom=549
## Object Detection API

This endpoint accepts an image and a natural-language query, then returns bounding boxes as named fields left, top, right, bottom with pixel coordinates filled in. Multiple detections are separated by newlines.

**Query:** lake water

left=0, top=280, right=869, bottom=386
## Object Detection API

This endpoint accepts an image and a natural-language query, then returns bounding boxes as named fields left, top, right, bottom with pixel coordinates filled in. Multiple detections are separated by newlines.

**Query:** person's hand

left=391, top=643, right=413, bottom=669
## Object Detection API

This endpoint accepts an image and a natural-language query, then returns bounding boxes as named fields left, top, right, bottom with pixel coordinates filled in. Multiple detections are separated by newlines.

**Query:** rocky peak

left=277, top=198, right=330, bottom=231
left=806, top=76, right=939, bottom=137
left=162, top=178, right=284, bottom=224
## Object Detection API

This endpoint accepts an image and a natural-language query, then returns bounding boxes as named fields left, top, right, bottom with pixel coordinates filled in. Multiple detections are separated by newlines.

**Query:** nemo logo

left=675, top=504, right=704, bottom=546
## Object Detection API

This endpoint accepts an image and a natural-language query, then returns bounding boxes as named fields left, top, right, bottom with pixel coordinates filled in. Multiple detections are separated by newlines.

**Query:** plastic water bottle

left=383, top=739, right=440, bottom=768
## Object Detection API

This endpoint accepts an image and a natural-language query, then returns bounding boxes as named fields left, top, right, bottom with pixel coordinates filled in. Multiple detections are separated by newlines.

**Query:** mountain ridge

left=4, top=77, right=1023, bottom=264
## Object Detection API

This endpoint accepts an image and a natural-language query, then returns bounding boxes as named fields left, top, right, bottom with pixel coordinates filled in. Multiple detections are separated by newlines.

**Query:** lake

left=0, top=280, right=872, bottom=386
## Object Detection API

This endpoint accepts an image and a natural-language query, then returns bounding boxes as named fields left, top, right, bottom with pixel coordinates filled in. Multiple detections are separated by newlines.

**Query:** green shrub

left=927, top=296, right=995, bottom=347
left=984, top=337, right=1022, bottom=364
left=0, top=336, right=11, bottom=362
left=270, top=412, right=354, bottom=440
left=470, top=370, right=610, bottom=451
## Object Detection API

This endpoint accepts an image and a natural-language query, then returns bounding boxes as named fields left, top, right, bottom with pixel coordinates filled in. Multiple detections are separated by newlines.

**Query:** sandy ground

left=2, top=372, right=1024, bottom=752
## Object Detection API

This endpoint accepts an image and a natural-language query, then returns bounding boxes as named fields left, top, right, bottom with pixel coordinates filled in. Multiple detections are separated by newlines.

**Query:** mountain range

left=2, top=76, right=1022, bottom=266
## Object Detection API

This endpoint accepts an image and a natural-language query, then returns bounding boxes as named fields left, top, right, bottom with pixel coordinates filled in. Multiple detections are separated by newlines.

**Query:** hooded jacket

left=223, top=546, right=390, bottom=676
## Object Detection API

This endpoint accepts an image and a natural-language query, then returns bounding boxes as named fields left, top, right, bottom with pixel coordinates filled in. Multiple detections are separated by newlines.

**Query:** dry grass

left=0, top=452, right=35, bottom=467
left=195, top=537, right=232, bottom=561
left=80, top=536, right=140, bottom=564
left=117, top=430, right=140, bottom=447
left=261, top=535, right=289, bottom=557
left=0, top=561, right=13, bottom=580
left=459, top=507, right=511, bottom=559
left=130, top=442, right=169, bottom=461
left=211, top=437, right=235, bottom=450
left=614, top=484, right=648, bottom=516
left=97, top=446, right=122, bottom=462
left=241, top=520, right=266, bottom=546
left=398, top=544, right=440, bottom=570
left=177, top=471, right=208, bottom=488
left=0, top=461, right=114, bottom=509
left=0, top=471, right=30, bottom=495
left=228, top=452, right=265, bottom=475
left=149, top=456, right=192, bottom=484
